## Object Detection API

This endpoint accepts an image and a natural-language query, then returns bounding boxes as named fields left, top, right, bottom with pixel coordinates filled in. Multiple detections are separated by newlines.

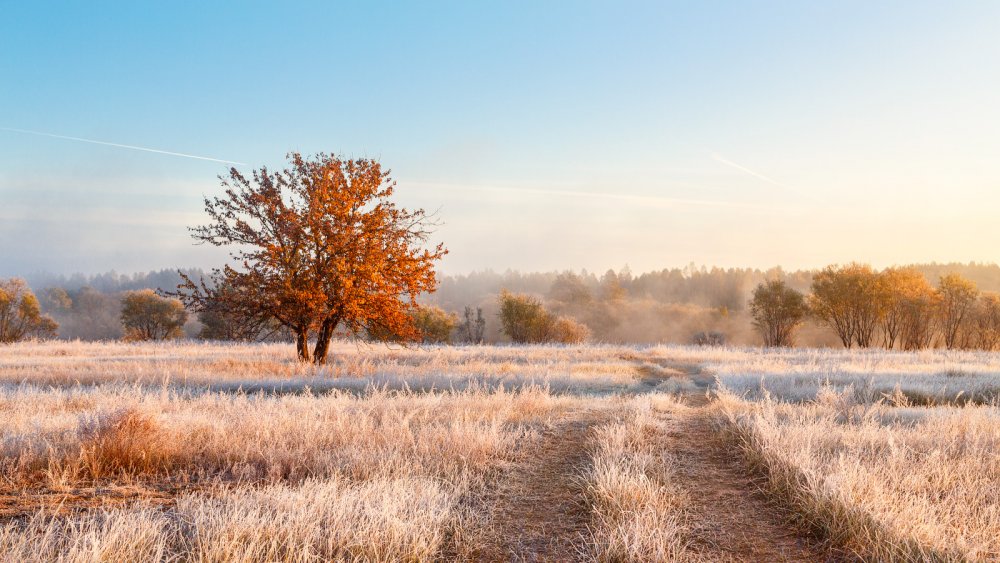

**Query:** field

left=0, top=342, right=998, bottom=561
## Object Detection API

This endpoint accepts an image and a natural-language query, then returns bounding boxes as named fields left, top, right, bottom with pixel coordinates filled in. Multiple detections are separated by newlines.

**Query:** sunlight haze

left=2, top=1, right=998, bottom=275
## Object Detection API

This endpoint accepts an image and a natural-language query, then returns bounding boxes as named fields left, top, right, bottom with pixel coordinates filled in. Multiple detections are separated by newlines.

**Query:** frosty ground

left=0, top=341, right=997, bottom=561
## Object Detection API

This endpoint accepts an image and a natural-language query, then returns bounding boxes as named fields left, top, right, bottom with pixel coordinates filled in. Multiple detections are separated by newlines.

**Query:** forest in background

left=21, top=262, right=1000, bottom=347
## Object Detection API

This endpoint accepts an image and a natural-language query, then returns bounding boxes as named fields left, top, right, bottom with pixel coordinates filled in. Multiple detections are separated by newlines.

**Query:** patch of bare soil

left=0, top=482, right=191, bottom=520
left=454, top=409, right=608, bottom=562
left=667, top=409, right=832, bottom=562
left=643, top=358, right=837, bottom=562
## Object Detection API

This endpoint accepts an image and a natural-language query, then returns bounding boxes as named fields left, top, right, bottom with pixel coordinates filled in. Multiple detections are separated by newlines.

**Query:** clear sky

left=2, top=1, right=999, bottom=276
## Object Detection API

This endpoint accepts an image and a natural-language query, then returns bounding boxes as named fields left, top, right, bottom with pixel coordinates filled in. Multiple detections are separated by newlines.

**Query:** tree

left=937, top=273, right=979, bottom=350
left=498, top=290, right=551, bottom=343
left=547, top=316, right=591, bottom=344
left=176, top=153, right=446, bottom=364
left=120, top=290, right=188, bottom=341
left=41, top=287, right=73, bottom=314
left=809, top=263, right=883, bottom=348
left=879, top=268, right=932, bottom=349
left=748, top=280, right=807, bottom=347
left=599, top=269, right=627, bottom=302
left=497, top=290, right=589, bottom=344
left=549, top=272, right=593, bottom=306
left=0, top=278, right=58, bottom=343
left=973, top=293, right=1000, bottom=350
left=409, top=306, right=458, bottom=344
left=457, top=306, right=486, bottom=344
left=899, top=288, right=940, bottom=351
left=65, top=287, right=123, bottom=341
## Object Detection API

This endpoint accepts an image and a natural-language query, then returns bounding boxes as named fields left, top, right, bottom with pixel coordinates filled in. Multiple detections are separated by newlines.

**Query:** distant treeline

left=23, top=262, right=1000, bottom=347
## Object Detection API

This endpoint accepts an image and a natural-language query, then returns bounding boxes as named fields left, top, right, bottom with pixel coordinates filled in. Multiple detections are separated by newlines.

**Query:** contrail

left=408, top=181, right=778, bottom=211
left=0, top=127, right=246, bottom=165
left=710, top=152, right=818, bottom=202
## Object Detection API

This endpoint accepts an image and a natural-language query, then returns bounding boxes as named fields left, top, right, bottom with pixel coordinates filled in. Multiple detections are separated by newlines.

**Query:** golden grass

left=585, top=395, right=693, bottom=562
left=2, top=384, right=579, bottom=488
left=0, top=383, right=580, bottom=561
left=0, top=349, right=590, bottom=562
left=0, top=340, right=641, bottom=393
left=3, top=340, right=1000, bottom=560
left=716, top=387, right=1000, bottom=561
left=0, top=477, right=456, bottom=562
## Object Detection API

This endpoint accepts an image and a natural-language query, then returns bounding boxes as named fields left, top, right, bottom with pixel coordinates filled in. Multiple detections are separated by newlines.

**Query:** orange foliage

left=178, top=153, right=446, bottom=364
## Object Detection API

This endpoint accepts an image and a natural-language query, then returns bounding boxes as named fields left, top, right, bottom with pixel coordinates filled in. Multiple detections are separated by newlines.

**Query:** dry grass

left=0, top=382, right=571, bottom=561
left=716, top=386, right=1000, bottom=560
left=0, top=342, right=600, bottom=561
left=4, top=340, right=1000, bottom=560
left=649, top=344, right=1000, bottom=559
left=0, top=340, right=642, bottom=393
left=585, top=395, right=694, bottom=562
left=0, top=477, right=456, bottom=562
left=1, top=384, right=577, bottom=488
left=652, top=344, right=1000, bottom=404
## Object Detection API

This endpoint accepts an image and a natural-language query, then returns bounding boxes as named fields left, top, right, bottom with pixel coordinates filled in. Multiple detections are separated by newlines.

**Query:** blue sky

left=2, top=1, right=999, bottom=276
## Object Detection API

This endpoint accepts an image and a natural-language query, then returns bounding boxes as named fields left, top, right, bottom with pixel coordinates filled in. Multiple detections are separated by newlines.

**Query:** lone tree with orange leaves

left=176, top=152, right=446, bottom=364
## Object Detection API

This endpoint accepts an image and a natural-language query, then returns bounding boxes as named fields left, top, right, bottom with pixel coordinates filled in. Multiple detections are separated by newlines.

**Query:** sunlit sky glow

left=2, top=1, right=999, bottom=276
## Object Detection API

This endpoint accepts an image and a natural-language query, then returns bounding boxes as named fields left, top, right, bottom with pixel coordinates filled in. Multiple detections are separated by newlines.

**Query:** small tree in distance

left=410, top=306, right=458, bottom=344
left=809, top=263, right=882, bottom=348
left=498, top=290, right=551, bottom=343
left=937, top=273, right=979, bottom=350
left=498, top=290, right=589, bottom=344
left=0, top=278, right=58, bottom=343
left=120, top=290, right=188, bottom=341
left=749, top=280, right=807, bottom=347
left=879, top=267, right=932, bottom=349
left=974, top=293, right=1000, bottom=350
left=458, top=306, right=486, bottom=344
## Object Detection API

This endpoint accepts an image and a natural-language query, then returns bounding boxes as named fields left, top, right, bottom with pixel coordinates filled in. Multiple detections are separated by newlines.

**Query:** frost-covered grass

left=704, top=345, right=1000, bottom=560
left=0, top=340, right=630, bottom=561
left=0, top=478, right=458, bottom=562
left=585, top=395, right=693, bottom=562
left=5, top=341, right=1000, bottom=560
left=0, top=380, right=586, bottom=561
left=650, top=344, right=1000, bottom=404
left=0, top=340, right=642, bottom=393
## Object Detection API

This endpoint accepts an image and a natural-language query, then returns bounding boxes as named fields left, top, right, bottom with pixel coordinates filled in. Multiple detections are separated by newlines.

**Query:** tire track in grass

left=645, top=358, right=836, bottom=562
left=454, top=408, right=609, bottom=562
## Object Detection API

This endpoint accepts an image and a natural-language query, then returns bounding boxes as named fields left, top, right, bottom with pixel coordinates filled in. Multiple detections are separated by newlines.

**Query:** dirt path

left=459, top=409, right=607, bottom=562
left=648, top=359, right=835, bottom=562
left=451, top=360, right=834, bottom=562
left=667, top=410, right=830, bottom=561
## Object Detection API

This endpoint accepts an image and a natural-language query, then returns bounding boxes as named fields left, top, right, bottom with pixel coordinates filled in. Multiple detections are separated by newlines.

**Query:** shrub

left=750, top=280, right=807, bottom=347
left=0, top=278, right=58, bottom=343
left=77, top=408, right=172, bottom=479
left=120, top=290, right=188, bottom=341
left=498, top=290, right=552, bottom=343
left=498, top=290, right=589, bottom=344
left=548, top=316, right=591, bottom=344
left=692, top=331, right=726, bottom=346
left=410, top=306, right=458, bottom=344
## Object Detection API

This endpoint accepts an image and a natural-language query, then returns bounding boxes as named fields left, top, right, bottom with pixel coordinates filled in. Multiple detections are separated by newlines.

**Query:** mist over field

left=17, top=261, right=1000, bottom=350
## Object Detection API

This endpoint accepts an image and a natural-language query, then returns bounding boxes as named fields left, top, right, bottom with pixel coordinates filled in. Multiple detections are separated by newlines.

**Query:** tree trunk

left=312, top=318, right=336, bottom=365
left=295, top=329, right=311, bottom=362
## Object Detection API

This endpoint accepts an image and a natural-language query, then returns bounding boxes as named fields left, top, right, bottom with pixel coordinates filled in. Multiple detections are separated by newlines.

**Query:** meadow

left=0, top=341, right=997, bottom=561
